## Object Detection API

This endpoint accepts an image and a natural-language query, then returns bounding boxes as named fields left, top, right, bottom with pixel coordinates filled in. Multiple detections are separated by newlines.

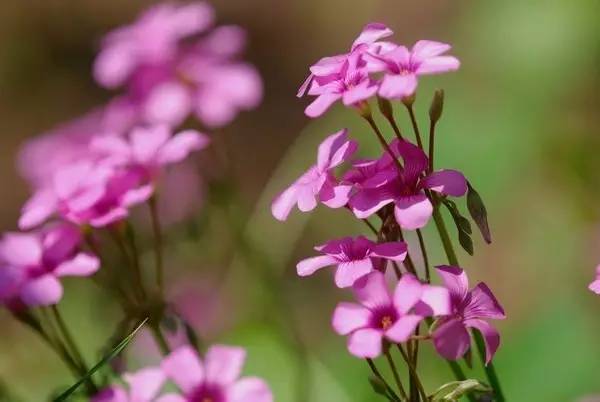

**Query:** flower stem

left=366, top=358, right=402, bottom=402
left=361, top=113, right=404, bottom=173
left=428, top=118, right=437, bottom=173
left=474, top=331, right=505, bottom=401
left=404, top=103, right=424, bottom=150
left=396, top=344, right=427, bottom=402
left=50, top=305, right=90, bottom=374
left=150, top=324, right=171, bottom=355
left=149, top=196, right=165, bottom=297
left=384, top=349, right=408, bottom=400
left=415, top=229, right=430, bottom=283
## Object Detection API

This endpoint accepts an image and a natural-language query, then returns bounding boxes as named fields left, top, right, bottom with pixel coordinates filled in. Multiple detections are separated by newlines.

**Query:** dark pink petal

left=310, top=55, right=347, bottom=76
left=435, top=265, right=469, bottom=305
left=335, top=259, right=374, bottom=288
left=394, top=194, right=433, bottom=230
left=296, top=255, right=338, bottom=277
left=387, top=140, right=428, bottom=184
left=370, top=241, right=407, bottom=262
left=352, top=271, right=392, bottom=309
left=89, top=207, right=129, bottom=228
left=352, top=23, right=393, bottom=50
left=465, top=318, right=500, bottom=365
left=161, top=345, right=204, bottom=392
left=204, top=345, right=246, bottom=385
left=416, top=56, right=460, bottom=75
left=155, top=395, right=186, bottom=402
left=410, top=40, right=452, bottom=62
left=121, top=184, right=154, bottom=207
left=342, top=80, right=378, bottom=106
left=464, top=283, right=506, bottom=320
left=157, top=129, right=210, bottom=165
left=414, top=285, right=451, bottom=316
left=271, top=185, right=299, bottom=221
left=393, top=273, right=423, bottom=314
left=19, top=190, right=58, bottom=230
left=91, top=136, right=131, bottom=164
left=317, top=129, right=356, bottom=171
left=320, top=183, right=352, bottom=208
left=91, top=386, right=128, bottom=402
left=378, top=73, right=418, bottom=100
left=380, top=45, right=411, bottom=66
left=350, top=186, right=396, bottom=219
left=54, top=253, right=100, bottom=277
left=144, top=81, right=192, bottom=126
left=20, top=274, right=63, bottom=306
left=124, top=367, right=165, bottom=401
left=0, top=233, right=42, bottom=267
left=228, top=377, right=273, bottom=402
left=131, top=125, right=170, bottom=164
left=93, top=44, right=135, bottom=89
left=422, top=170, right=467, bottom=197
left=332, top=302, right=371, bottom=335
left=305, top=92, right=342, bottom=118
left=433, top=318, right=471, bottom=361
left=385, top=314, right=423, bottom=343
left=314, top=237, right=347, bottom=254
left=347, top=328, right=383, bottom=358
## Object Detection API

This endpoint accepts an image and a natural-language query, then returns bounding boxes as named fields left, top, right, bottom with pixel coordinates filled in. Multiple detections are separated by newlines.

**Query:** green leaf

left=442, top=199, right=474, bottom=255
left=430, top=379, right=491, bottom=401
left=53, top=318, right=148, bottom=402
left=467, top=182, right=492, bottom=244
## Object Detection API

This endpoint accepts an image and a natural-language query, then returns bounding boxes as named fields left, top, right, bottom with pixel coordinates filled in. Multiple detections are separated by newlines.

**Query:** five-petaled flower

left=297, top=236, right=407, bottom=287
left=332, top=271, right=450, bottom=358
left=271, top=128, right=357, bottom=221
left=432, top=265, right=505, bottom=364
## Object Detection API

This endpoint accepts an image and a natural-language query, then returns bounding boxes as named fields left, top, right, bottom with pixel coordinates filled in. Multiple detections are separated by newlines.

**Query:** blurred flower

left=92, top=367, right=166, bottom=402
left=94, top=2, right=262, bottom=128
left=350, top=139, right=467, bottom=230
left=432, top=265, right=505, bottom=364
left=375, top=40, right=460, bottom=100
left=271, top=128, right=357, bottom=221
left=161, top=344, right=273, bottom=402
left=589, top=264, right=600, bottom=294
left=0, top=224, right=99, bottom=308
left=332, top=271, right=450, bottom=358
left=297, top=236, right=407, bottom=287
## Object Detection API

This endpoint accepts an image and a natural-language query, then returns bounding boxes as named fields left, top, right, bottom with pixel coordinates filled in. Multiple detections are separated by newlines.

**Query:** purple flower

left=0, top=224, right=99, bottom=308
left=332, top=271, right=450, bottom=358
left=432, top=265, right=505, bottom=364
left=375, top=40, right=460, bottom=100
left=589, top=265, right=600, bottom=294
left=297, top=236, right=407, bottom=288
left=271, top=129, right=357, bottom=221
left=350, top=139, right=467, bottom=230
left=92, top=367, right=166, bottom=402
left=161, top=345, right=273, bottom=402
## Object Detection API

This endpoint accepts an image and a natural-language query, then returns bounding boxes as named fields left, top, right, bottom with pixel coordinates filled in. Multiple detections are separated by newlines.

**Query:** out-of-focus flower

left=332, top=271, right=450, bottom=358
left=374, top=40, right=460, bottom=100
left=589, top=265, right=600, bottom=294
left=350, top=139, right=467, bottom=230
left=297, top=236, right=407, bottom=287
left=0, top=224, right=99, bottom=308
left=91, top=125, right=209, bottom=182
left=161, top=345, right=273, bottom=402
left=94, top=2, right=262, bottom=128
left=92, top=367, right=166, bottom=402
left=271, top=128, right=357, bottom=221
left=432, top=265, right=505, bottom=364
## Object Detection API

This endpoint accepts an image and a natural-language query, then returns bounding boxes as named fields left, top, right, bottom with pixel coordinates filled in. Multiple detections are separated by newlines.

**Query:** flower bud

left=429, top=89, right=445, bottom=123
left=377, top=96, right=393, bottom=118
left=401, top=93, right=416, bottom=107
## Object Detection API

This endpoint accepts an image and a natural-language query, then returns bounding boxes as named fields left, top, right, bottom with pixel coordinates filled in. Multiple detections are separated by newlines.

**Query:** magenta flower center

left=370, top=305, right=399, bottom=330
left=189, top=383, right=225, bottom=402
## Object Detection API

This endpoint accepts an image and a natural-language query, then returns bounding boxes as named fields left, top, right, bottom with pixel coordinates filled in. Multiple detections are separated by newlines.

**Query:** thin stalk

left=397, top=230, right=417, bottom=275
left=123, top=223, right=147, bottom=300
left=50, top=306, right=90, bottom=374
left=149, top=196, right=165, bottom=297
left=108, top=228, right=145, bottom=302
left=397, top=344, right=427, bottom=402
left=428, top=119, right=437, bottom=173
left=384, top=349, right=408, bottom=400
left=474, top=332, right=505, bottom=401
left=150, top=324, right=171, bottom=355
left=415, top=229, right=431, bottom=283
left=362, top=114, right=404, bottom=173
left=405, top=104, right=424, bottom=150
left=366, top=358, right=402, bottom=402
left=384, top=113, right=404, bottom=141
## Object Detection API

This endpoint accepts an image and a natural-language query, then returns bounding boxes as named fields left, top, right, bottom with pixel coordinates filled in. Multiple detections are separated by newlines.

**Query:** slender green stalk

left=415, top=229, right=431, bottom=283
left=366, top=358, right=402, bottom=402
left=396, top=344, right=427, bottom=401
left=149, top=196, right=165, bottom=297
left=150, top=324, right=171, bottom=355
left=404, top=104, right=424, bottom=150
left=384, top=349, right=408, bottom=400
left=431, top=201, right=459, bottom=266
left=428, top=119, right=436, bottom=173
left=361, top=113, right=404, bottom=173
left=397, top=230, right=417, bottom=275
left=123, top=223, right=147, bottom=300
left=108, top=228, right=145, bottom=302
left=384, top=113, right=404, bottom=141
left=51, top=306, right=90, bottom=374
left=474, top=331, right=505, bottom=401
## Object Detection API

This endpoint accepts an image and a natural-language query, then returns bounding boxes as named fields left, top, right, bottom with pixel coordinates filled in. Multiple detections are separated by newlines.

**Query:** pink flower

left=432, top=265, right=505, bottom=364
left=271, top=129, right=357, bottom=221
left=589, top=265, right=600, bottom=294
left=375, top=40, right=460, bottom=100
left=297, top=236, right=407, bottom=287
left=0, top=224, right=99, bottom=308
left=350, top=139, right=467, bottom=230
left=91, top=125, right=209, bottom=182
left=92, top=367, right=166, bottom=402
left=332, top=271, right=450, bottom=358
left=161, top=345, right=273, bottom=402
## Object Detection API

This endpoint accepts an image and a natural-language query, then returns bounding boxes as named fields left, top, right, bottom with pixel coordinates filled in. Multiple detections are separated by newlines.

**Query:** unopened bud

left=377, top=96, right=393, bottom=118
left=401, top=93, right=416, bottom=107
left=356, top=100, right=372, bottom=118
left=429, top=89, right=445, bottom=123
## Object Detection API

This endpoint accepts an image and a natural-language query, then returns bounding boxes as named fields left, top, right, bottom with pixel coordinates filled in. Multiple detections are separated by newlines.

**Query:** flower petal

left=271, top=185, right=299, bottom=221
left=393, top=273, right=423, bottom=314
left=204, top=345, right=246, bottom=385
left=342, top=79, right=378, bottom=106
left=394, top=194, right=433, bottom=230
left=416, top=56, right=460, bottom=75
left=378, top=73, right=418, bottom=100
left=335, top=259, right=374, bottom=288
left=347, top=328, right=383, bottom=358
left=305, top=92, right=342, bottom=118
left=370, top=241, right=407, bottom=262
left=352, top=23, right=393, bottom=49
left=464, top=283, right=506, bottom=320
left=332, top=302, right=371, bottom=335
left=410, top=40, right=452, bottom=61
left=161, top=345, right=204, bottom=392
left=157, top=129, right=210, bottom=165
left=433, top=318, right=471, bottom=361
left=465, top=318, right=500, bottom=365
left=352, top=271, right=392, bottom=309
left=317, top=128, right=356, bottom=171
left=91, top=386, right=128, bottom=402
left=296, top=255, right=338, bottom=277
left=20, top=274, right=63, bottom=306
left=0, top=233, right=42, bottom=267
left=155, top=395, right=186, bottom=402
left=320, top=183, right=352, bottom=208
left=422, top=170, right=467, bottom=197
left=144, top=81, right=192, bottom=126
left=124, top=367, right=166, bottom=401
left=435, top=265, right=469, bottom=306
left=414, top=285, right=451, bottom=316
left=350, top=186, right=396, bottom=219
left=54, top=253, right=100, bottom=277
left=228, top=377, right=273, bottom=402
left=385, top=314, right=423, bottom=343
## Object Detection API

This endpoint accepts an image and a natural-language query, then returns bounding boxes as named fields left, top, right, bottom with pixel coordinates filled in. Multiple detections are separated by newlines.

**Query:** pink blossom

left=350, top=139, right=467, bottom=230
left=271, top=129, right=357, bottom=221
left=161, top=345, right=273, bottom=402
left=92, top=367, right=166, bottom=402
left=0, top=224, right=99, bottom=308
left=589, top=265, right=600, bottom=294
left=297, top=236, right=407, bottom=287
left=432, top=265, right=505, bottom=364
left=332, top=271, right=450, bottom=358
left=374, top=40, right=460, bottom=100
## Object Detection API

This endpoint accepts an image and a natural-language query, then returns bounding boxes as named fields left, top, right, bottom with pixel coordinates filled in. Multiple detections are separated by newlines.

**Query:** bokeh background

left=0, top=0, right=599, bottom=401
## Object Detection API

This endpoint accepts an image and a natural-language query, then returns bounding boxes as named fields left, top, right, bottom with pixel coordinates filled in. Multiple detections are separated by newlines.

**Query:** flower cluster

left=273, top=23, right=505, bottom=401
left=93, top=344, right=272, bottom=402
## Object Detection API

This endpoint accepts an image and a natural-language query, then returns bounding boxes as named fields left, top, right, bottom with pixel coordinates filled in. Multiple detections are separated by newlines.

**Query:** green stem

left=366, top=358, right=402, bottom=402
left=415, top=229, right=431, bottom=283
left=384, top=113, right=404, bottom=141
left=405, top=104, right=424, bottom=150
left=51, top=306, right=90, bottom=374
left=123, top=223, right=147, bottom=300
left=474, top=331, right=505, bottom=401
left=397, top=230, right=417, bottom=275
left=149, top=196, right=165, bottom=297
left=384, top=349, right=408, bottom=400
left=397, top=344, right=427, bottom=402
left=428, top=119, right=437, bottom=173
left=108, top=228, right=145, bottom=302
left=362, top=113, right=404, bottom=173
left=150, top=324, right=171, bottom=355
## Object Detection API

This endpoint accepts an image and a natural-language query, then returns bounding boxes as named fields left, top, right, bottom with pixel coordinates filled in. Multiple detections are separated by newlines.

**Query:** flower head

left=0, top=224, right=99, bottom=308
left=375, top=40, right=460, bottom=100
left=271, top=129, right=357, bottom=221
left=332, top=271, right=450, bottom=358
left=161, top=345, right=273, bottom=402
left=92, top=367, right=166, bottom=402
left=297, top=236, right=407, bottom=288
left=589, top=265, right=600, bottom=294
left=432, top=265, right=505, bottom=364
left=350, top=139, right=467, bottom=230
